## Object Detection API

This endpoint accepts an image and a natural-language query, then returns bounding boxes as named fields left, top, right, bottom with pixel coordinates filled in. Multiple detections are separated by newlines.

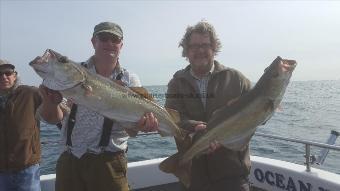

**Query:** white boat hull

left=40, top=156, right=340, bottom=191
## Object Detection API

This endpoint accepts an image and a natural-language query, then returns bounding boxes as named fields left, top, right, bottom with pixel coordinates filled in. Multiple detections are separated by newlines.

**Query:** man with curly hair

left=165, top=21, right=251, bottom=191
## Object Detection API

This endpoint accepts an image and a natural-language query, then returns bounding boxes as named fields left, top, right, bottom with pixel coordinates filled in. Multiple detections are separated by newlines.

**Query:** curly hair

left=179, top=21, right=222, bottom=57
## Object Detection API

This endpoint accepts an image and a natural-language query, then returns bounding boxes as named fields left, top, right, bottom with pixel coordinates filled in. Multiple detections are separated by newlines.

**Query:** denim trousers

left=0, top=164, right=41, bottom=191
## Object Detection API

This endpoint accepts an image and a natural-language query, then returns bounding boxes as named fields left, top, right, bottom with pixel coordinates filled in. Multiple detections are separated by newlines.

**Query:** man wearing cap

left=0, top=59, right=58, bottom=191
left=38, top=21, right=159, bottom=191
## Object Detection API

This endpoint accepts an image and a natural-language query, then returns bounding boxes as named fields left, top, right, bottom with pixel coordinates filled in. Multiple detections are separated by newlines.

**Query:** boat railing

left=42, top=129, right=339, bottom=173
left=254, top=130, right=340, bottom=172
left=136, top=130, right=340, bottom=172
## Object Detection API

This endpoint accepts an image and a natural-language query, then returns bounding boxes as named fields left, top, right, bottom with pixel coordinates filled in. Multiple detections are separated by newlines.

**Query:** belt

left=103, top=150, right=126, bottom=156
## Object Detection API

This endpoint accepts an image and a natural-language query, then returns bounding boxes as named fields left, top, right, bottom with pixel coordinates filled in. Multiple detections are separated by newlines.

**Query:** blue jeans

left=0, top=164, right=41, bottom=191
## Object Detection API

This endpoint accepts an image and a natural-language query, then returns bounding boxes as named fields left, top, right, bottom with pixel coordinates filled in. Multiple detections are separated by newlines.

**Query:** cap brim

left=0, top=64, right=15, bottom=70
left=93, top=30, right=123, bottom=38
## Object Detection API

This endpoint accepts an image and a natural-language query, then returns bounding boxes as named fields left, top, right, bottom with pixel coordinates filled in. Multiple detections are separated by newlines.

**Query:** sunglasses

left=0, top=70, right=15, bottom=76
left=97, top=33, right=122, bottom=44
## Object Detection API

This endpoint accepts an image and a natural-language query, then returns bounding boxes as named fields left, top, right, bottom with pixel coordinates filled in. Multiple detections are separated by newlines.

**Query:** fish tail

left=158, top=132, right=193, bottom=187
left=159, top=152, right=191, bottom=188
left=175, top=127, right=188, bottom=141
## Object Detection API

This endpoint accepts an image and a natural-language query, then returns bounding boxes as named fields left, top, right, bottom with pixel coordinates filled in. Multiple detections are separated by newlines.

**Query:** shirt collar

left=85, top=56, right=122, bottom=78
left=190, top=63, right=215, bottom=80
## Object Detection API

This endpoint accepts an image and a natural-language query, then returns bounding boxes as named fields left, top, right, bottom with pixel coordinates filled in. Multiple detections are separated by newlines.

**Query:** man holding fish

left=30, top=19, right=296, bottom=191
left=0, top=60, right=43, bottom=191
left=162, top=20, right=296, bottom=191
left=36, top=22, right=159, bottom=191
left=165, top=21, right=253, bottom=191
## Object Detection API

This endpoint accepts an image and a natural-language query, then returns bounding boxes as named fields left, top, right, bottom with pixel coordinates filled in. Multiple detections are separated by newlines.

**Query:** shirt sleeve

left=126, top=72, right=142, bottom=87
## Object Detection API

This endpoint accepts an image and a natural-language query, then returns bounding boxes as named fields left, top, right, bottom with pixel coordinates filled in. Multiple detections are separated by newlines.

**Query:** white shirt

left=190, top=64, right=214, bottom=109
left=60, top=58, right=141, bottom=158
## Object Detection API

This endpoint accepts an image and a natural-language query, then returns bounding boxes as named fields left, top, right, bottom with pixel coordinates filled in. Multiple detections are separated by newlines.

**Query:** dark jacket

left=0, top=85, right=42, bottom=171
left=165, top=61, right=251, bottom=186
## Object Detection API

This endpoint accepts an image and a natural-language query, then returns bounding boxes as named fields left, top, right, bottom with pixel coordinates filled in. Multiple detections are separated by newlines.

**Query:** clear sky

left=1, top=1, right=339, bottom=86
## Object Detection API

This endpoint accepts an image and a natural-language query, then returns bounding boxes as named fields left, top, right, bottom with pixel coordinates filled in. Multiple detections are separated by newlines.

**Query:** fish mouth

left=29, top=49, right=52, bottom=67
left=281, top=59, right=297, bottom=72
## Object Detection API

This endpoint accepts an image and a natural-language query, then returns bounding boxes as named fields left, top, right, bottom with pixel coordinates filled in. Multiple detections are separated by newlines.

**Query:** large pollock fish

left=159, top=56, right=297, bottom=187
left=30, top=49, right=183, bottom=138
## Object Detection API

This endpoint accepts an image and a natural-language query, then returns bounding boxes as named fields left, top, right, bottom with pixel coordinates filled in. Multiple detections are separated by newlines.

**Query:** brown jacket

left=165, top=61, right=251, bottom=185
left=0, top=85, right=42, bottom=171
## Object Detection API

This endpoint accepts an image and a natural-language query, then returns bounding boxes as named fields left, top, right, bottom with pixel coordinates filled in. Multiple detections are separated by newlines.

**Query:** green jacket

left=0, top=85, right=42, bottom=171
left=165, top=61, right=251, bottom=182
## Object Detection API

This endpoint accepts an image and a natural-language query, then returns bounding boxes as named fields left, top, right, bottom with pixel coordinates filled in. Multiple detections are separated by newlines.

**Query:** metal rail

left=254, top=132, right=340, bottom=151
left=136, top=131, right=340, bottom=172
left=43, top=129, right=339, bottom=172
left=254, top=131, right=340, bottom=172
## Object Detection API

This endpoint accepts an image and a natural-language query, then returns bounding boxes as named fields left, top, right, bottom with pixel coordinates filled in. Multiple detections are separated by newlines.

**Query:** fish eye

left=58, top=56, right=69, bottom=63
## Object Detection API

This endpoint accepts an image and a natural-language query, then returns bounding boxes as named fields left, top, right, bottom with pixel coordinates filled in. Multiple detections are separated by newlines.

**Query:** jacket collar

left=174, top=60, right=229, bottom=80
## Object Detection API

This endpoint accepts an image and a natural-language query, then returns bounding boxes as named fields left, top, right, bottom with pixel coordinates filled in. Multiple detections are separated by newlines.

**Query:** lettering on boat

left=253, top=168, right=331, bottom=191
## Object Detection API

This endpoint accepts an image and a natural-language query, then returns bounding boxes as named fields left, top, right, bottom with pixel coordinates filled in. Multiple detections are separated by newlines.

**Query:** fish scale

left=30, top=49, right=184, bottom=139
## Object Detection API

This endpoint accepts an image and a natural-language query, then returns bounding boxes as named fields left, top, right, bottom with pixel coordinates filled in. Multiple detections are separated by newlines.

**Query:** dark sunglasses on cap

left=0, top=70, right=16, bottom=76
left=97, top=33, right=122, bottom=44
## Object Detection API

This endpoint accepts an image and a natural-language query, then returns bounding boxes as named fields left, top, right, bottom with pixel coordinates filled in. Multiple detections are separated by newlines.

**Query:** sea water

left=40, top=80, right=340, bottom=175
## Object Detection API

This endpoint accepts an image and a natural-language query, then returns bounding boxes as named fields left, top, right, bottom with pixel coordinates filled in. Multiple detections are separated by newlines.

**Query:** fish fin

left=220, top=129, right=256, bottom=151
left=261, top=113, right=274, bottom=126
left=227, top=96, right=240, bottom=106
left=211, top=107, right=225, bottom=118
left=129, top=87, right=154, bottom=101
left=118, top=121, right=139, bottom=129
left=211, top=96, right=241, bottom=117
left=159, top=152, right=192, bottom=188
left=159, top=152, right=181, bottom=173
left=165, top=108, right=181, bottom=124
left=159, top=132, right=193, bottom=188
left=275, top=104, right=283, bottom=112
left=176, top=127, right=191, bottom=142
left=260, top=100, right=275, bottom=125
left=174, top=132, right=193, bottom=153
left=118, top=121, right=140, bottom=137
left=211, top=100, right=237, bottom=119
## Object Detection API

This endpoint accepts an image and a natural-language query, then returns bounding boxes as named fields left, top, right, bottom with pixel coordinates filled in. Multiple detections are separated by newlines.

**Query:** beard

left=190, top=54, right=213, bottom=74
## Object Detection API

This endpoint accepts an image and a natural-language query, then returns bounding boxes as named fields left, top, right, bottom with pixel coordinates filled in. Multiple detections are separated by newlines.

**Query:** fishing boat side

left=40, top=155, right=340, bottom=191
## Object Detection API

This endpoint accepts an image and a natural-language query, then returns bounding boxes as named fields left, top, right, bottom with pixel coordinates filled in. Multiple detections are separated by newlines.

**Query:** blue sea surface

left=40, top=80, right=340, bottom=175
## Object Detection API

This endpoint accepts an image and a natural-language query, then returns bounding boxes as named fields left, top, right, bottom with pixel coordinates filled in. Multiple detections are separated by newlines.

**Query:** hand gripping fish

left=30, top=49, right=184, bottom=138
left=159, top=56, right=297, bottom=187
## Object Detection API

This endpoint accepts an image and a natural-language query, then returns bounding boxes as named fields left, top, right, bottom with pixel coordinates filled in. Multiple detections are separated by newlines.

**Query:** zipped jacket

left=165, top=61, right=252, bottom=181
left=0, top=85, right=41, bottom=171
